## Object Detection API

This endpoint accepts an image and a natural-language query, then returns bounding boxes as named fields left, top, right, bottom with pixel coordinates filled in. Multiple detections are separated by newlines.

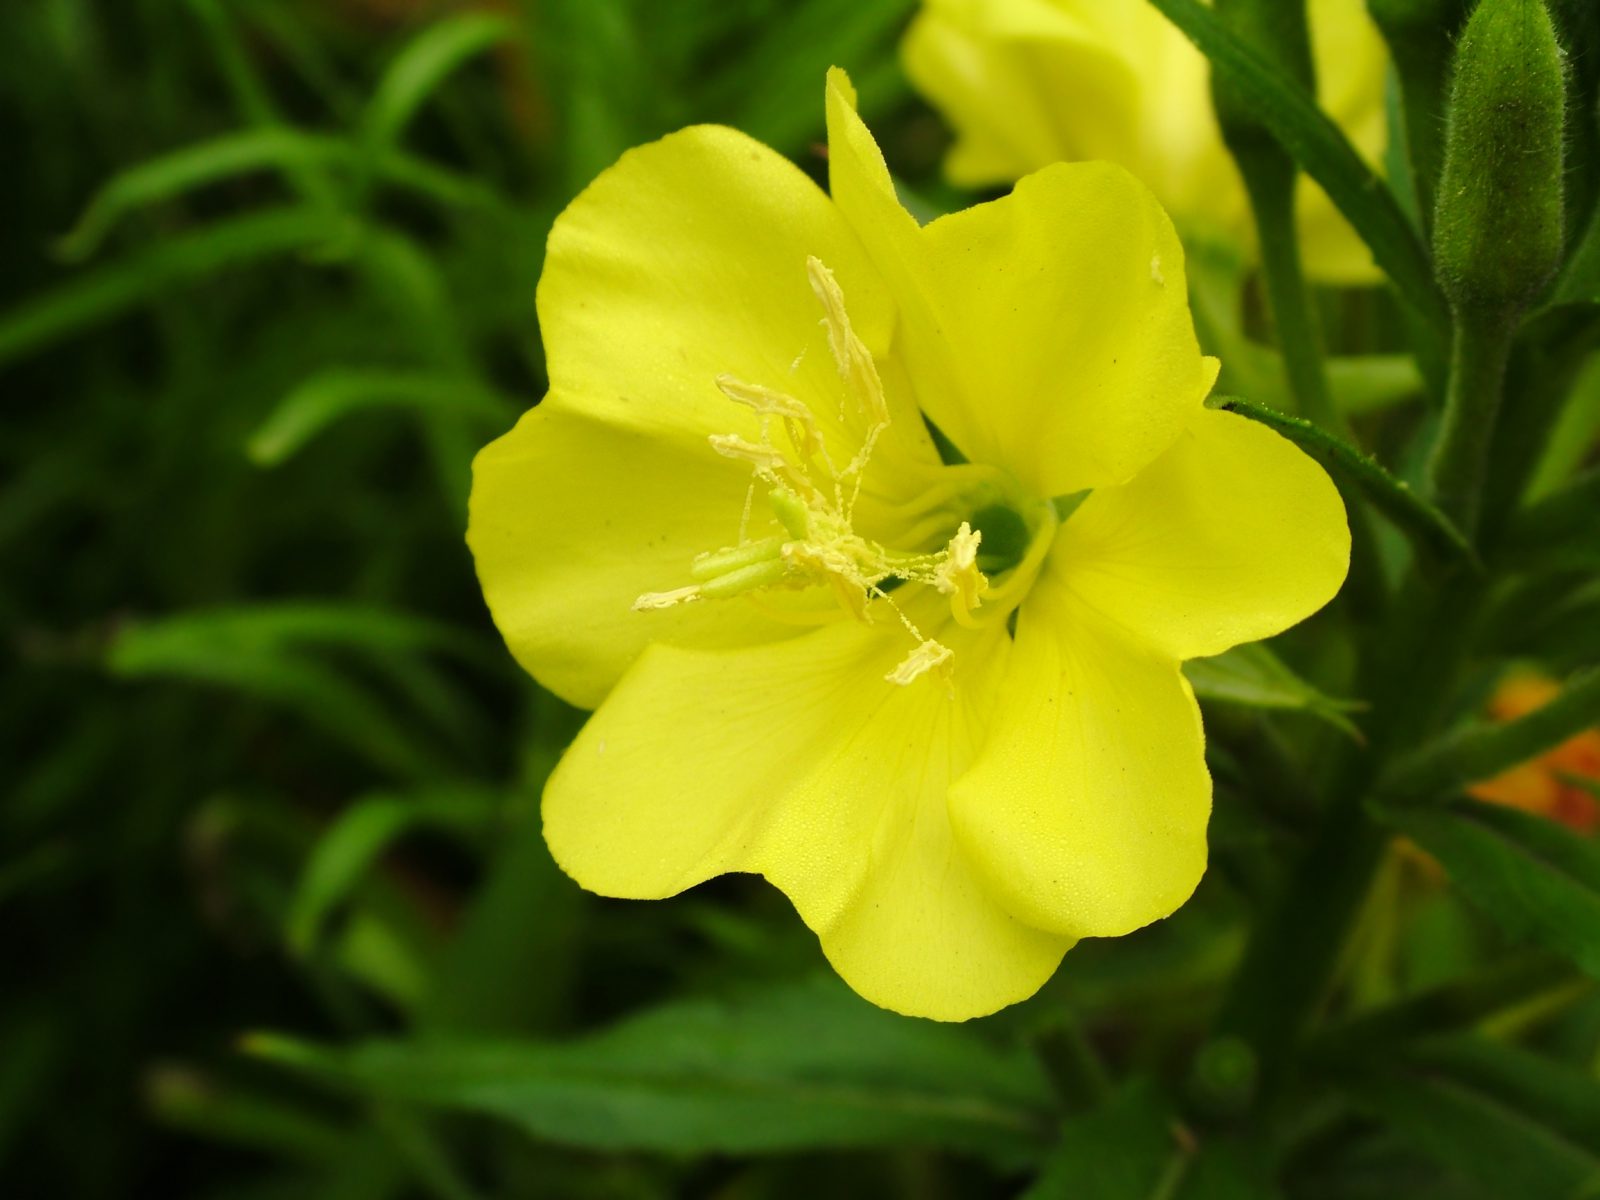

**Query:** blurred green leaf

left=1527, top=352, right=1600, bottom=500
left=1185, top=642, right=1363, bottom=737
left=1381, top=667, right=1600, bottom=805
left=106, top=604, right=491, bottom=779
left=247, top=976, right=1057, bottom=1162
left=1342, top=1037, right=1600, bottom=1200
left=1022, top=1082, right=1177, bottom=1199
left=1328, top=354, right=1427, bottom=416
left=287, top=788, right=500, bottom=955
left=527, top=0, right=652, bottom=192
left=145, top=1065, right=350, bottom=1166
left=1147, top=0, right=1447, bottom=332
left=60, top=129, right=507, bottom=261
left=1310, top=952, right=1583, bottom=1066
left=247, top=369, right=518, bottom=466
left=0, top=207, right=342, bottom=370
left=696, top=0, right=915, bottom=152
left=361, top=12, right=518, bottom=150
left=421, top=694, right=587, bottom=1037
left=1498, top=467, right=1600, bottom=573
left=1380, top=800, right=1600, bottom=978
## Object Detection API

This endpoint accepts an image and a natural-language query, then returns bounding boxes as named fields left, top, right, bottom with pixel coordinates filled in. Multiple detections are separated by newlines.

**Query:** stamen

left=633, top=585, right=702, bottom=611
left=886, top=639, right=954, bottom=686
left=635, top=256, right=998, bottom=686
left=934, top=522, right=989, bottom=626
left=715, top=375, right=825, bottom=462
left=807, top=257, right=889, bottom=430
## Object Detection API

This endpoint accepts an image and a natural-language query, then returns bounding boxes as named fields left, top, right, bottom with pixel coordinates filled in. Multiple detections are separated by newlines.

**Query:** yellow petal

left=543, top=614, right=1072, bottom=1020
left=1298, top=0, right=1390, bottom=284
left=468, top=403, right=795, bottom=709
left=949, top=590, right=1209, bottom=938
left=917, top=163, right=1214, bottom=496
left=823, top=69, right=921, bottom=267
left=826, top=72, right=1212, bottom=494
left=538, top=120, right=929, bottom=474
left=1049, top=407, right=1350, bottom=661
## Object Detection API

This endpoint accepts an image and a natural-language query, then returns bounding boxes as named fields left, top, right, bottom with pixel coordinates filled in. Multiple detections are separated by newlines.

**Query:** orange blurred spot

left=1469, top=671, right=1600, bottom=833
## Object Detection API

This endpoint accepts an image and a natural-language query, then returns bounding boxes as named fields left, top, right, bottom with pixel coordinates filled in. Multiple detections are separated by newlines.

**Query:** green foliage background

left=4, top=1, right=1600, bottom=1197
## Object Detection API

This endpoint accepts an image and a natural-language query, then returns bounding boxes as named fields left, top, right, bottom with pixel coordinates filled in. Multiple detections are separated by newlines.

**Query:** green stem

left=1427, top=312, right=1516, bottom=539
left=1214, top=570, right=1487, bottom=1088
left=1241, top=159, right=1344, bottom=436
left=1214, top=790, right=1388, bottom=1076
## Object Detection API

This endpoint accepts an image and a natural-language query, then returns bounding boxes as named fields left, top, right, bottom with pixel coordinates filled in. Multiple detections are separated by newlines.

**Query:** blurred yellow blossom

left=903, top=0, right=1389, bottom=282
left=468, top=70, right=1350, bottom=1020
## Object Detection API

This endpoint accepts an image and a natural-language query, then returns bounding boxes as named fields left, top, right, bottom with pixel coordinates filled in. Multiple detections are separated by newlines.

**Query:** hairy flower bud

left=1433, top=0, right=1566, bottom=317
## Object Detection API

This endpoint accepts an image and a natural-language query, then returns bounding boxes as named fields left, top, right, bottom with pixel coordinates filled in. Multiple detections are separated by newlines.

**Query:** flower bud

left=1433, top=0, right=1566, bottom=318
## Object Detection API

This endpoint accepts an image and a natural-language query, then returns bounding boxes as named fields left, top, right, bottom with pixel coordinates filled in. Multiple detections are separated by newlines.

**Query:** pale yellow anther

left=633, top=585, right=702, bottom=611
left=806, top=256, right=890, bottom=431
left=715, top=375, right=824, bottom=461
left=934, top=522, right=989, bottom=620
left=886, top=639, right=954, bottom=687
left=708, top=432, right=785, bottom=468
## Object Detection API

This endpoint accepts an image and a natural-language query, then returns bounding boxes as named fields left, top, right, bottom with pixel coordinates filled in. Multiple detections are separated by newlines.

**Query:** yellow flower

left=468, top=70, right=1350, bottom=1020
left=903, top=0, right=1389, bottom=283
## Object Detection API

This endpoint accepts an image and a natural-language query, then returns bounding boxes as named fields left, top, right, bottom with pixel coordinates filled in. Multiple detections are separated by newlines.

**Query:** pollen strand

left=634, top=257, right=994, bottom=685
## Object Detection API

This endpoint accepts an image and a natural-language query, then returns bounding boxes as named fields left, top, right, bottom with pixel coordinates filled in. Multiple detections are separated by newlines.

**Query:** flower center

left=634, top=257, right=1053, bottom=686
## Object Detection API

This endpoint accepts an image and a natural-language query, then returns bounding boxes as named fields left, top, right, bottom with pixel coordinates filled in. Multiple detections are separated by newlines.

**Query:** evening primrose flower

left=468, top=70, right=1350, bottom=1020
left=903, top=0, right=1389, bottom=282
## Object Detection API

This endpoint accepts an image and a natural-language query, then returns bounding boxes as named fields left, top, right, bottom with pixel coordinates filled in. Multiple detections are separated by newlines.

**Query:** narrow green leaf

left=247, top=369, right=518, bottom=466
left=1380, top=666, right=1600, bottom=804
left=59, top=128, right=342, bottom=260
left=287, top=789, right=500, bottom=955
left=146, top=1066, right=350, bottom=1165
left=1308, top=952, right=1582, bottom=1065
left=1147, top=0, right=1447, bottom=330
left=1488, top=579, right=1600, bottom=667
left=247, top=977, right=1057, bottom=1162
left=59, top=129, right=507, bottom=260
left=0, top=207, right=341, bottom=370
left=1379, top=799, right=1600, bottom=978
left=1184, top=642, right=1363, bottom=737
left=1209, top=395, right=1478, bottom=568
left=696, top=0, right=916, bottom=153
left=106, top=602, right=492, bottom=665
left=363, top=12, right=518, bottom=150
left=1527, top=352, right=1600, bottom=499
left=105, top=604, right=491, bottom=779
left=1341, top=1036, right=1600, bottom=1199
left=1499, top=466, right=1600, bottom=570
